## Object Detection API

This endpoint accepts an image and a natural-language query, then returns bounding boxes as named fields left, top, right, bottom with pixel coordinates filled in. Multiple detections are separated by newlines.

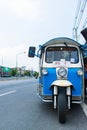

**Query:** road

left=0, top=78, right=87, bottom=130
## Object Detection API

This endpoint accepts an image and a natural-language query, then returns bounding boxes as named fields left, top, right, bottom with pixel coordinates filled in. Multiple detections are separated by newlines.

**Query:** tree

left=24, top=70, right=31, bottom=76
left=11, top=68, right=17, bottom=76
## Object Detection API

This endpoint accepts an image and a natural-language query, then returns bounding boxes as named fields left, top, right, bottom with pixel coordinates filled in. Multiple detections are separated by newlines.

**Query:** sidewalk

left=0, top=76, right=33, bottom=82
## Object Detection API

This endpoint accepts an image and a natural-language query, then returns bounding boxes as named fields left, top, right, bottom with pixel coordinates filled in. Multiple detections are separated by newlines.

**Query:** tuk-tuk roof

left=42, top=37, right=81, bottom=47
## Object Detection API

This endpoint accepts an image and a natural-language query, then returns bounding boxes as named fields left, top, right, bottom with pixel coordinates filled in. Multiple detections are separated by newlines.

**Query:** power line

left=76, top=0, right=87, bottom=29
left=73, top=0, right=87, bottom=41
left=73, top=0, right=82, bottom=29
left=82, top=17, right=87, bottom=29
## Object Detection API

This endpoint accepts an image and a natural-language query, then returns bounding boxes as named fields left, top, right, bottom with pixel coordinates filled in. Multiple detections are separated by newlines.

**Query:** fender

left=50, top=80, right=73, bottom=109
left=50, top=80, right=72, bottom=89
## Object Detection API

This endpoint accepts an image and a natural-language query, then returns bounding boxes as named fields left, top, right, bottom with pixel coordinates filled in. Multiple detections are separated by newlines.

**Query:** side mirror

left=28, top=47, right=36, bottom=57
left=81, top=28, right=87, bottom=42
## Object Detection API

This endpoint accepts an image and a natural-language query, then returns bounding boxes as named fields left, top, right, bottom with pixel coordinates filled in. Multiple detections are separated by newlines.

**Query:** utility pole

left=73, top=0, right=87, bottom=41
left=16, top=51, right=26, bottom=79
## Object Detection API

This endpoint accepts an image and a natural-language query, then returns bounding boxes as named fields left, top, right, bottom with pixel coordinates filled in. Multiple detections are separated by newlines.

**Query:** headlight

left=56, top=67, right=68, bottom=78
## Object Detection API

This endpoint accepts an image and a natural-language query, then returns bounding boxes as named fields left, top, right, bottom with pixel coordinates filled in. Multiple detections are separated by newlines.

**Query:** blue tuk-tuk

left=28, top=28, right=87, bottom=123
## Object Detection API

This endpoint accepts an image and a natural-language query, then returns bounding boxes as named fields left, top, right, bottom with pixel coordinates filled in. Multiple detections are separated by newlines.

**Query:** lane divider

left=0, top=90, right=16, bottom=97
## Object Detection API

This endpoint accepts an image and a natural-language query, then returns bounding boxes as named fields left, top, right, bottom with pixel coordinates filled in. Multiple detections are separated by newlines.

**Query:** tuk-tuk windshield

left=46, top=47, right=79, bottom=63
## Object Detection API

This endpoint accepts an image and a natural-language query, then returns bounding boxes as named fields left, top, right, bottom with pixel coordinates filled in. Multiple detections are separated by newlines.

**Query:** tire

left=58, top=93, right=67, bottom=123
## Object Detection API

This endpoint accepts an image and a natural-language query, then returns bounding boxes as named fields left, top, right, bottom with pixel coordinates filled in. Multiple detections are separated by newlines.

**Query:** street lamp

left=0, top=55, right=3, bottom=66
left=16, top=51, right=26, bottom=77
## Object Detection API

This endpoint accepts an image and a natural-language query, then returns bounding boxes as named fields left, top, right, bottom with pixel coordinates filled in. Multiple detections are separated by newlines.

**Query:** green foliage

left=11, top=67, right=38, bottom=77
left=24, top=70, right=31, bottom=76
left=11, top=68, right=17, bottom=76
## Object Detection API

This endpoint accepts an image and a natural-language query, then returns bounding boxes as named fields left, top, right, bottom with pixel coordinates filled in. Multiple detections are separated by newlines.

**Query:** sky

left=0, top=0, right=87, bottom=71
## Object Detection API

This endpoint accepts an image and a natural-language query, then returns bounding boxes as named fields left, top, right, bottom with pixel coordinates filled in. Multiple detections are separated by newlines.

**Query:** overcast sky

left=0, top=0, right=86, bottom=71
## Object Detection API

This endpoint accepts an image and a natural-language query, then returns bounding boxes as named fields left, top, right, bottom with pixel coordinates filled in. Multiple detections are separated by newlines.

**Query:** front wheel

left=58, top=93, right=67, bottom=123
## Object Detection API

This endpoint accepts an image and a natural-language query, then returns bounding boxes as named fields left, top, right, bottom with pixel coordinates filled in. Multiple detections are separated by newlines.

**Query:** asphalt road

left=0, top=78, right=87, bottom=130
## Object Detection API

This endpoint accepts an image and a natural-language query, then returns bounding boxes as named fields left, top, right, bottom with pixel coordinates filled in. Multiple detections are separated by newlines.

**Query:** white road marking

left=0, top=90, right=16, bottom=97
left=80, top=102, right=87, bottom=116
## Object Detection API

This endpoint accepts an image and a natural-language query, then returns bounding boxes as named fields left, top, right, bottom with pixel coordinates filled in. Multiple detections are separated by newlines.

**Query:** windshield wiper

left=64, top=42, right=68, bottom=47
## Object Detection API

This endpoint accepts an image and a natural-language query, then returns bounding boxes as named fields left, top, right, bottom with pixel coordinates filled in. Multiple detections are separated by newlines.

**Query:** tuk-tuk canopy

left=41, top=37, right=87, bottom=58
left=42, top=37, right=81, bottom=47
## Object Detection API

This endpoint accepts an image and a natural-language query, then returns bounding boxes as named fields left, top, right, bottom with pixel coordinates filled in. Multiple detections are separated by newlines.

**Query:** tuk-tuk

left=28, top=28, right=87, bottom=123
